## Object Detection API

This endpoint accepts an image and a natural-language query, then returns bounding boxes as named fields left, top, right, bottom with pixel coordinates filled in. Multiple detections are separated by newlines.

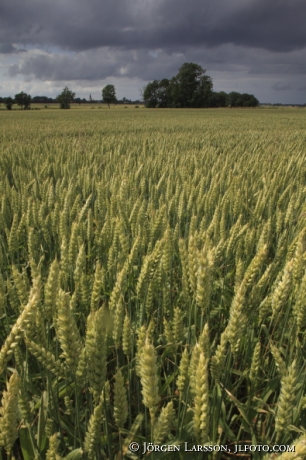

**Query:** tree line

left=0, top=63, right=259, bottom=110
left=0, top=93, right=32, bottom=110
left=143, top=63, right=259, bottom=108
left=0, top=85, right=118, bottom=110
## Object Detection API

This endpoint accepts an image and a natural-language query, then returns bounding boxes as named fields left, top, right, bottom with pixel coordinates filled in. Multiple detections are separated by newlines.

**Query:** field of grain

left=0, top=107, right=306, bottom=459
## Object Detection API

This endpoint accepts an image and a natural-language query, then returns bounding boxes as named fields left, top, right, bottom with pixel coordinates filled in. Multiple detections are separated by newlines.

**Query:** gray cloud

left=8, top=44, right=306, bottom=85
left=1, top=0, right=306, bottom=53
left=8, top=48, right=186, bottom=81
left=0, top=43, right=26, bottom=54
left=272, top=81, right=293, bottom=91
left=0, top=43, right=16, bottom=54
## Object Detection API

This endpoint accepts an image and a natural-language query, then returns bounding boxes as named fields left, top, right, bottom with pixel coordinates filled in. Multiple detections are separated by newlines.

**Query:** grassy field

left=0, top=107, right=306, bottom=459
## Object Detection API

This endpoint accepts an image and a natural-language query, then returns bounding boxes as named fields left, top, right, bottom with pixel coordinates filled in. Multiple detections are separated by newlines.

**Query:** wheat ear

left=0, top=372, right=20, bottom=454
left=139, top=337, right=160, bottom=425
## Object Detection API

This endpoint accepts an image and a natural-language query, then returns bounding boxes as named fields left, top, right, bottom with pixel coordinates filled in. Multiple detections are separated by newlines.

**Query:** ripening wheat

left=0, top=107, right=305, bottom=459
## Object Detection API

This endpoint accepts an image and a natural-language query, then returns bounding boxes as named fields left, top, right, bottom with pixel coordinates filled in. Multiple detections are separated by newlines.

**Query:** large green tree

left=102, top=85, right=117, bottom=108
left=143, top=63, right=213, bottom=108
left=143, top=79, right=171, bottom=108
left=142, top=63, right=259, bottom=109
left=56, top=87, right=75, bottom=109
left=170, top=63, right=213, bottom=108
left=15, top=92, right=31, bottom=110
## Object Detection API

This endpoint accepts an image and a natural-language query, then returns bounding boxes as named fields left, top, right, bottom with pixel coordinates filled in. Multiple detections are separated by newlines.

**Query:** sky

left=0, top=0, right=306, bottom=104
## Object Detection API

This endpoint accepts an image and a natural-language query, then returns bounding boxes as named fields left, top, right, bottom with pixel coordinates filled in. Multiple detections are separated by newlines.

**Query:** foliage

left=144, top=63, right=213, bottom=108
left=143, top=79, right=171, bottom=108
left=143, top=62, right=259, bottom=108
left=32, top=96, right=54, bottom=103
left=143, top=80, right=160, bottom=108
left=210, top=91, right=228, bottom=107
left=56, top=86, right=76, bottom=109
left=102, top=84, right=117, bottom=107
left=4, top=96, right=14, bottom=110
left=227, top=91, right=259, bottom=107
left=14, top=92, right=32, bottom=110
left=0, top=108, right=305, bottom=459
left=169, top=62, right=213, bottom=108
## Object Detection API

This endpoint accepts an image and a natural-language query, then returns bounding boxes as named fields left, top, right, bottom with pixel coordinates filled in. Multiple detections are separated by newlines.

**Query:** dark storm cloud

left=9, top=44, right=306, bottom=87
left=272, top=82, right=292, bottom=91
left=0, top=43, right=16, bottom=54
left=0, top=43, right=26, bottom=54
left=8, top=48, right=188, bottom=83
left=1, top=0, right=306, bottom=54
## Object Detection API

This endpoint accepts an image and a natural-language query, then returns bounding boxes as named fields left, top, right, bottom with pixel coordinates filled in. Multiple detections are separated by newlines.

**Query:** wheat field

left=0, top=107, right=306, bottom=459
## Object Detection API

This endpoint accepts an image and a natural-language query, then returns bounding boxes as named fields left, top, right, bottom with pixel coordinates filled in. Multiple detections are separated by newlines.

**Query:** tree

left=4, top=97, right=14, bottom=110
left=56, top=86, right=75, bottom=109
left=169, top=63, right=213, bottom=108
left=157, top=79, right=171, bottom=108
left=32, top=96, right=54, bottom=103
left=143, top=80, right=160, bottom=108
left=192, top=73, right=213, bottom=108
left=143, top=79, right=172, bottom=108
left=227, top=91, right=259, bottom=108
left=102, top=85, right=117, bottom=108
left=242, top=94, right=259, bottom=107
left=143, top=62, right=213, bottom=108
left=210, top=91, right=228, bottom=108
left=227, top=92, right=241, bottom=107
left=142, top=62, right=258, bottom=109
left=15, top=92, right=32, bottom=109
